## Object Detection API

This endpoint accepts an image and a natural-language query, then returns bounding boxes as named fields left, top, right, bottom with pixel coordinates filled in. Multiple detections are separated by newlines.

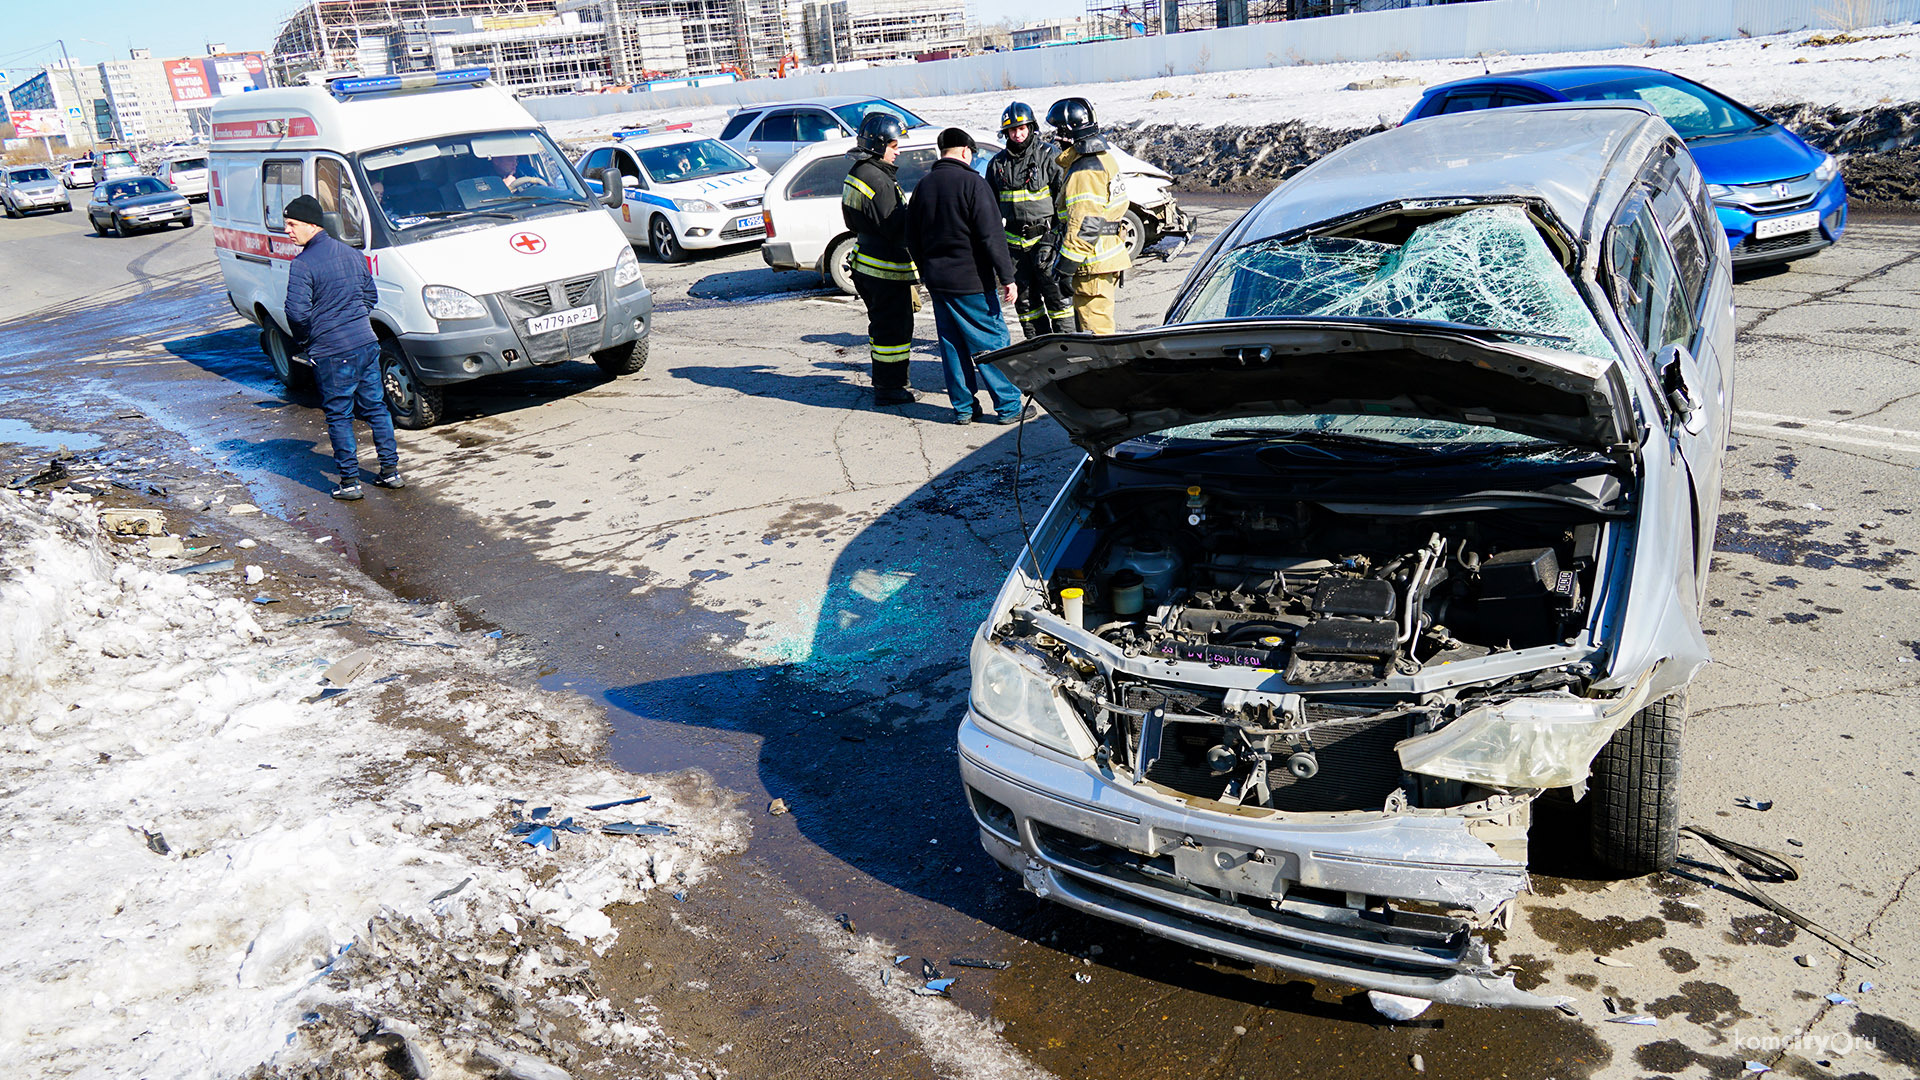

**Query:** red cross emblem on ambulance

left=509, top=232, right=546, bottom=254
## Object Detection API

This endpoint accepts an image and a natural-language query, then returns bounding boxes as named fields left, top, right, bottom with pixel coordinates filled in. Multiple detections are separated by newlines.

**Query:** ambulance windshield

left=359, top=129, right=591, bottom=235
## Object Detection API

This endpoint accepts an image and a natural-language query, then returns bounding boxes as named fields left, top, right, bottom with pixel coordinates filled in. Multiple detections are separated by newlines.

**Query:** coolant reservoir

left=1112, top=541, right=1181, bottom=604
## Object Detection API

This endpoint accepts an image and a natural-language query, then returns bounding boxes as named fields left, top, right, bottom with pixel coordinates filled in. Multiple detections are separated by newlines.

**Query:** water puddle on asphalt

left=0, top=417, right=105, bottom=454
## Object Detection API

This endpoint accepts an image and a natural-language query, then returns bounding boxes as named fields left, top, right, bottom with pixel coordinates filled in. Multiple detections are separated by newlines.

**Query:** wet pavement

left=3, top=202, right=1918, bottom=1079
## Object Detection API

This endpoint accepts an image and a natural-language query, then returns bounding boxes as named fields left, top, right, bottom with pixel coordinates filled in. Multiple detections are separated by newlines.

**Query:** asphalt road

left=1, top=198, right=1916, bottom=1080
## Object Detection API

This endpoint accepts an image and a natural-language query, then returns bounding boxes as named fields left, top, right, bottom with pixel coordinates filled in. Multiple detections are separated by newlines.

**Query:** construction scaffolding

left=1080, top=0, right=1476, bottom=39
left=270, top=0, right=558, bottom=85
left=594, top=0, right=789, bottom=80
left=801, top=0, right=966, bottom=64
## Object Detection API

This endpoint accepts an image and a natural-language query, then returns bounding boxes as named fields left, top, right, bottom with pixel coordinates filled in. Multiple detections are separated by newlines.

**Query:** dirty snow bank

left=0, top=490, right=747, bottom=1079
left=547, top=24, right=1920, bottom=200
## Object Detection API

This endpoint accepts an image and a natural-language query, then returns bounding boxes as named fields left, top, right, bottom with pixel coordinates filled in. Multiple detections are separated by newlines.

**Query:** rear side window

left=786, top=154, right=851, bottom=199
left=754, top=111, right=800, bottom=142
left=262, top=159, right=303, bottom=231
left=719, top=111, right=757, bottom=141
left=795, top=110, right=841, bottom=141
left=1437, top=90, right=1499, bottom=115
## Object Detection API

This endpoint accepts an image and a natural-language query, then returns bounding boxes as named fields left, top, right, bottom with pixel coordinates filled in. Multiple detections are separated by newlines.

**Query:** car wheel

left=825, top=234, right=858, bottom=295
left=1588, top=693, right=1685, bottom=875
left=1120, top=208, right=1148, bottom=263
left=181, top=213, right=193, bottom=228
left=592, top=336, right=649, bottom=378
left=379, top=336, right=444, bottom=429
left=260, top=322, right=316, bottom=396
left=648, top=215, right=685, bottom=263
left=93, top=214, right=108, bottom=236
left=3, top=200, right=17, bottom=219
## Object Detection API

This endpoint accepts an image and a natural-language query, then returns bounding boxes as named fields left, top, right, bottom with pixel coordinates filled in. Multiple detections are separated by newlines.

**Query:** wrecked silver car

left=957, top=105, right=1733, bottom=1009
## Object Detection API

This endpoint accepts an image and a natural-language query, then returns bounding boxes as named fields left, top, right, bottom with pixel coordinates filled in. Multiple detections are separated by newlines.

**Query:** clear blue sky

left=2, top=0, right=1083, bottom=89
left=0, top=1, right=293, bottom=84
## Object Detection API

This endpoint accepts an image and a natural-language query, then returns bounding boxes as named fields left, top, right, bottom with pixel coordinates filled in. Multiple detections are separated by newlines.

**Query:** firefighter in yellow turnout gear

left=1047, top=97, right=1130, bottom=335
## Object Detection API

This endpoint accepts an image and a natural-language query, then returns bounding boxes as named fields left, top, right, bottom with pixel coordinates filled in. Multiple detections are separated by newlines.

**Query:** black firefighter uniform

left=841, top=152, right=916, bottom=392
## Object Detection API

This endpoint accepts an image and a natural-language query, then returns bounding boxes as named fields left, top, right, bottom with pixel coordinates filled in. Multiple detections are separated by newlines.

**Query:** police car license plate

left=526, top=305, right=599, bottom=335
left=1754, top=210, right=1818, bottom=240
left=736, top=214, right=764, bottom=231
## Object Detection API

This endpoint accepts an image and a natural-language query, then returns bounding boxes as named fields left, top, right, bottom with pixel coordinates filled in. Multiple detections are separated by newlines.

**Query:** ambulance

left=208, top=68, right=651, bottom=428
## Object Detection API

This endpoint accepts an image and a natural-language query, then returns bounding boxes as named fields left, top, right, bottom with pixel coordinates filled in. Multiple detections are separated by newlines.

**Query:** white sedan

left=761, top=134, right=1190, bottom=294
left=577, top=130, right=772, bottom=262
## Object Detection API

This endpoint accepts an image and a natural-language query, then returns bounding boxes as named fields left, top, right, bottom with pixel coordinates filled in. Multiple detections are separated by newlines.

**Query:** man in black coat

left=904, top=129, right=1033, bottom=425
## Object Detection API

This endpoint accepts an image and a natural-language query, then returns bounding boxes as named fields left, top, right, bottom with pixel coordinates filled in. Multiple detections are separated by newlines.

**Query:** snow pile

left=0, top=490, right=747, bottom=1079
left=545, top=23, right=1920, bottom=146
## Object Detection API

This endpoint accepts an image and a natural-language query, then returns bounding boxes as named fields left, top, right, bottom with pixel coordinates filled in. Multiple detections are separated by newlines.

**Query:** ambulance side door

left=258, top=157, right=306, bottom=330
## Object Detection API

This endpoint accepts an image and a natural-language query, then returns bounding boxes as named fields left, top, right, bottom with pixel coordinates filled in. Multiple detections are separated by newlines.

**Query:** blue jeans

left=311, top=341, right=398, bottom=483
left=929, top=290, right=1022, bottom=419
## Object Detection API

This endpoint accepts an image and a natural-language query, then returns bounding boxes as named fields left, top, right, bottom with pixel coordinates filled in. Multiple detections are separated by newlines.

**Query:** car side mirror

left=596, top=166, right=623, bottom=208
left=1656, top=342, right=1706, bottom=436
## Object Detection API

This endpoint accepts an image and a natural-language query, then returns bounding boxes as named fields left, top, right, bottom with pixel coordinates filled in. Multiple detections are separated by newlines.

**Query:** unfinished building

left=1081, top=0, right=1476, bottom=38
left=800, top=0, right=967, bottom=64
left=269, top=0, right=793, bottom=93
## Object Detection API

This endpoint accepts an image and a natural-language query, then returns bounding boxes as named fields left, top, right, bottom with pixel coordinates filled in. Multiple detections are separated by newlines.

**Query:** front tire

left=648, top=215, right=685, bottom=263
left=1120, top=208, right=1148, bottom=263
left=592, top=336, right=649, bottom=378
left=1588, top=694, right=1685, bottom=875
left=260, top=322, right=316, bottom=396
left=93, top=214, right=108, bottom=237
left=3, top=200, right=17, bottom=219
left=379, top=335, right=444, bottom=429
left=825, top=234, right=858, bottom=295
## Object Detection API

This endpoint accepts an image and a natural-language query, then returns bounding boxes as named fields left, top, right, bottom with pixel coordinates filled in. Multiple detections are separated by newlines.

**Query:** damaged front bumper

left=958, top=714, right=1568, bottom=1010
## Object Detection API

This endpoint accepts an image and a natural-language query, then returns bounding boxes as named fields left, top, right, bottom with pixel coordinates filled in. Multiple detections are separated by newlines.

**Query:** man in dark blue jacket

left=284, top=194, right=401, bottom=500
left=904, top=129, right=1033, bottom=425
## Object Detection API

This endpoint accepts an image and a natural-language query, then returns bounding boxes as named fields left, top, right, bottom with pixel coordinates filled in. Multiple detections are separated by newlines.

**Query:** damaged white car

left=958, top=104, right=1733, bottom=1010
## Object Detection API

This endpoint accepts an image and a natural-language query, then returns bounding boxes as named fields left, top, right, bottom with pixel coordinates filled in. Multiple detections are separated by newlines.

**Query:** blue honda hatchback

left=1404, top=66, right=1845, bottom=267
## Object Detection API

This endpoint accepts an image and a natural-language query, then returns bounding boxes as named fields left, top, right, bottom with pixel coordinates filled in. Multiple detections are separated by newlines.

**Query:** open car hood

left=981, top=318, right=1633, bottom=455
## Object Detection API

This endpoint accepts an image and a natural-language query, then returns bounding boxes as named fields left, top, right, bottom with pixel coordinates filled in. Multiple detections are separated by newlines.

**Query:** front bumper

left=125, top=204, right=190, bottom=226
left=957, top=713, right=1564, bottom=1009
left=1721, top=175, right=1846, bottom=267
left=14, top=191, right=72, bottom=211
left=400, top=277, right=652, bottom=386
left=679, top=208, right=766, bottom=250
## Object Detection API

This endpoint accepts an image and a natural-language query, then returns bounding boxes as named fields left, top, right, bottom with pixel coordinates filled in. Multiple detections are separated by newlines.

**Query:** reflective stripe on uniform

left=999, top=188, right=1050, bottom=203
left=869, top=341, right=911, bottom=362
left=844, top=175, right=876, bottom=199
left=852, top=249, right=916, bottom=281
left=1005, top=230, right=1043, bottom=249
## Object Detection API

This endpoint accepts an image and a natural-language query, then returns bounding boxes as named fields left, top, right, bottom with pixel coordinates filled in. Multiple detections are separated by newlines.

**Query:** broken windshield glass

left=1181, top=206, right=1614, bottom=361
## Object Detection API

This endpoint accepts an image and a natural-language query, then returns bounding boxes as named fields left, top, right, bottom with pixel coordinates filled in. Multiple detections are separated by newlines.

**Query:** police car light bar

left=330, top=68, right=491, bottom=99
left=613, top=122, right=694, bottom=140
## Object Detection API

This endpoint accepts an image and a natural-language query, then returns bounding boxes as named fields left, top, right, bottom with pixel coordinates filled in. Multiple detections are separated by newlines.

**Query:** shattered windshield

left=1180, top=205, right=1615, bottom=360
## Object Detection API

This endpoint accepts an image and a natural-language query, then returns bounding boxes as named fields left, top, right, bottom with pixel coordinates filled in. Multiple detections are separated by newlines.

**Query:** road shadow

left=601, top=423, right=1080, bottom=931
left=687, top=265, right=835, bottom=302
left=669, top=354, right=976, bottom=423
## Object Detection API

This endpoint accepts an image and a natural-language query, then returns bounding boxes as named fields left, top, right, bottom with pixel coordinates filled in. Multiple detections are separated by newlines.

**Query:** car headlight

left=675, top=198, right=721, bottom=213
left=1395, top=692, right=1624, bottom=789
left=1813, top=152, right=1840, bottom=184
left=1705, top=182, right=1737, bottom=204
left=613, top=244, right=643, bottom=288
left=423, top=284, right=486, bottom=320
left=969, top=634, right=1085, bottom=757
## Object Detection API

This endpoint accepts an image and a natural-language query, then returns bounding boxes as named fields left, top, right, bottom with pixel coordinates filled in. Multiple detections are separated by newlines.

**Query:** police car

left=577, top=127, right=771, bottom=262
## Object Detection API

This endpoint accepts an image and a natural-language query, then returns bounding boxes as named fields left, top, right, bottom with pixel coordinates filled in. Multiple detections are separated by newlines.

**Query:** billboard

left=8, top=109, right=67, bottom=138
left=168, top=53, right=268, bottom=107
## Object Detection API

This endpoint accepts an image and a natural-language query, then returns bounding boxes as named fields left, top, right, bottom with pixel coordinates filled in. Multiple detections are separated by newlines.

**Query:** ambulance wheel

left=261, top=322, right=316, bottom=396
left=825, top=234, right=857, bottom=295
left=647, top=215, right=685, bottom=263
left=592, top=336, right=648, bottom=378
left=379, top=336, right=443, bottom=429
left=1120, top=208, right=1148, bottom=263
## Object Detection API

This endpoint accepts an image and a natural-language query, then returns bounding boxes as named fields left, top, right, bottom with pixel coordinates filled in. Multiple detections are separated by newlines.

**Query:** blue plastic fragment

left=603, top=821, right=675, bottom=836
left=1826, top=992, right=1854, bottom=1006
left=170, top=558, right=235, bottom=575
left=588, top=795, right=653, bottom=811
left=914, top=978, right=955, bottom=997
left=508, top=822, right=541, bottom=836
left=485, top=629, right=504, bottom=639
left=554, top=816, right=590, bottom=834
left=253, top=595, right=281, bottom=605
left=520, top=825, right=557, bottom=850
left=529, top=806, right=551, bottom=820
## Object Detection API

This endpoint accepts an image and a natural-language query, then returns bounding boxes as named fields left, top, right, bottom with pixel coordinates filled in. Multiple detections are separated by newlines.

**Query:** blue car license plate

left=735, top=214, right=764, bottom=231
